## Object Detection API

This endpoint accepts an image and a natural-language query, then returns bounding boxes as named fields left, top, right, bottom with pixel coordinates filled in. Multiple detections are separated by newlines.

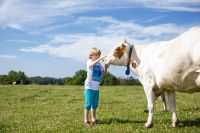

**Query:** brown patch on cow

left=131, top=62, right=137, bottom=69
left=113, top=44, right=126, bottom=58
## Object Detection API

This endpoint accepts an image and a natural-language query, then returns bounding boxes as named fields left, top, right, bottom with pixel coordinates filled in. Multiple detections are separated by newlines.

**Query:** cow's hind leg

left=160, top=93, right=167, bottom=111
left=195, top=73, right=200, bottom=87
left=167, top=91, right=179, bottom=127
left=144, top=86, right=155, bottom=128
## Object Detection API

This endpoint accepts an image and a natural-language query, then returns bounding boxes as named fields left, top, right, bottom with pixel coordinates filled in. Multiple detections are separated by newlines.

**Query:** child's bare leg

left=84, top=109, right=89, bottom=122
left=91, top=109, right=96, bottom=122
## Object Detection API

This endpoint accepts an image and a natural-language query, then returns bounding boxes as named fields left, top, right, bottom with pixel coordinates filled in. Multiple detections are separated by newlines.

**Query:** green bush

left=64, top=70, right=87, bottom=85
left=0, top=71, right=29, bottom=85
left=101, top=72, right=118, bottom=86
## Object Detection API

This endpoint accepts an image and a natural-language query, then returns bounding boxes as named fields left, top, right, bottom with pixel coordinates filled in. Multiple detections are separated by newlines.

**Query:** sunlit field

left=0, top=85, right=200, bottom=132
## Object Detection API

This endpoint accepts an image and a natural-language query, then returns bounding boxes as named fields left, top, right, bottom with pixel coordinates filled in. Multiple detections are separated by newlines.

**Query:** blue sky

left=0, top=0, right=200, bottom=78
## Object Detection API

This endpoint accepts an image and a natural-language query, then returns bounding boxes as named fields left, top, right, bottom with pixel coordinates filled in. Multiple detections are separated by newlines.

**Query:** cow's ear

left=121, top=43, right=126, bottom=47
left=123, top=39, right=129, bottom=46
left=118, top=39, right=127, bottom=47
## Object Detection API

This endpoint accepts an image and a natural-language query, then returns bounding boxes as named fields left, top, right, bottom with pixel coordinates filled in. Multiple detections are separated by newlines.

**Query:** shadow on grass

left=179, top=119, right=200, bottom=127
left=96, top=118, right=145, bottom=124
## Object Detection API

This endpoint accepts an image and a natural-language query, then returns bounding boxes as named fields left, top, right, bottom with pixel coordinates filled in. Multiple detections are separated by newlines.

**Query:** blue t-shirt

left=92, top=65, right=102, bottom=82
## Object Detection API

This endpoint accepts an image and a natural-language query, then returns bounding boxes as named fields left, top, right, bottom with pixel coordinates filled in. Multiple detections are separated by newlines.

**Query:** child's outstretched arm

left=88, top=56, right=107, bottom=68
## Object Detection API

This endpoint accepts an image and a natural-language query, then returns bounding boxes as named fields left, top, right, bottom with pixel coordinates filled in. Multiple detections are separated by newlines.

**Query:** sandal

left=84, top=121, right=90, bottom=127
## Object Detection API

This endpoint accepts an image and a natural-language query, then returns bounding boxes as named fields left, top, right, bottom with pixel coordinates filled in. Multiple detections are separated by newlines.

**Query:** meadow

left=0, top=85, right=200, bottom=133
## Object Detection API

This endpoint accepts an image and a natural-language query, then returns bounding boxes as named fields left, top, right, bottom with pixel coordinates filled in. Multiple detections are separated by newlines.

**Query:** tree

left=6, top=71, right=29, bottom=84
left=29, top=76, right=64, bottom=85
left=64, top=70, right=118, bottom=86
left=101, top=72, right=118, bottom=86
left=17, top=71, right=29, bottom=84
left=64, top=77, right=73, bottom=85
left=7, top=71, right=18, bottom=83
left=72, top=70, right=87, bottom=85
left=56, top=78, right=65, bottom=85
left=65, top=70, right=87, bottom=85
left=0, top=75, right=9, bottom=84
left=117, top=77, right=141, bottom=86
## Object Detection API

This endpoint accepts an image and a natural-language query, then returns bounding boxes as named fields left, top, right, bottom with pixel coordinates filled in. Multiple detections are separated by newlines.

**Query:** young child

left=84, top=47, right=106, bottom=127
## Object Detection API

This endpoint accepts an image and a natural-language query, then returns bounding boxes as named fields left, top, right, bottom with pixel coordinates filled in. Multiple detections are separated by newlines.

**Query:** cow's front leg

left=144, top=86, right=155, bottom=128
left=167, top=91, right=179, bottom=127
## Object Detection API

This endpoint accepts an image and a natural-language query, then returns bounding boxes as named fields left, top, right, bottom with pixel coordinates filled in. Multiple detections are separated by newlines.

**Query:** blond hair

left=89, top=47, right=101, bottom=59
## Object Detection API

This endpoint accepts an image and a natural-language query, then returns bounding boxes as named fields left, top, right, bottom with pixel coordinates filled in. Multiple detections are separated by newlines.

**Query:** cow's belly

left=157, top=69, right=200, bottom=93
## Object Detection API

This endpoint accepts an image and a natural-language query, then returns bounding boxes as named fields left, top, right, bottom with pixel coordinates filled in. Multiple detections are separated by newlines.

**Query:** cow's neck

left=129, top=44, right=146, bottom=77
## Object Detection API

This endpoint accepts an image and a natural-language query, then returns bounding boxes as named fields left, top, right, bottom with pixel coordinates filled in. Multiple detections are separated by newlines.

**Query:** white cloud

left=145, top=16, right=165, bottom=23
left=21, top=34, right=121, bottom=61
left=0, top=0, right=95, bottom=31
left=75, top=16, right=186, bottom=37
left=127, top=0, right=200, bottom=12
left=20, top=16, right=190, bottom=62
left=6, top=39, right=37, bottom=44
left=0, top=0, right=199, bottom=31
left=0, top=55, right=18, bottom=59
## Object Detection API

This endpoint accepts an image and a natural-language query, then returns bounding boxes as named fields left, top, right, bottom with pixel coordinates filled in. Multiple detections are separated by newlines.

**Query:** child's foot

left=84, top=121, right=90, bottom=127
left=91, top=119, right=101, bottom=126
left=90, top=121, right=96, bottom=126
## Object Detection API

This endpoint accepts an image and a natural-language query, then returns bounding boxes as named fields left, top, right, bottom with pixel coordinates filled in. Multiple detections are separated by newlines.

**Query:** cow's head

left=104, top=39, right=131, bottom=69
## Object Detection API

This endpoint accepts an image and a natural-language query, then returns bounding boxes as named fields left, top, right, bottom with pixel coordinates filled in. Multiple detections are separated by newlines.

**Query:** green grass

left=0, top=85, right=200, bottom=132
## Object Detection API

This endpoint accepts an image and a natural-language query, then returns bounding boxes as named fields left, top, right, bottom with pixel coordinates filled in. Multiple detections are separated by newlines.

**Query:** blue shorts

left=84, top=89, right=99, bottom=110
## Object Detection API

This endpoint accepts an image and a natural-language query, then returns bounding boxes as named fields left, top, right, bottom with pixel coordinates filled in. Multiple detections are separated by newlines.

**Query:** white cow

left=104, top=26, right=200, bottom=128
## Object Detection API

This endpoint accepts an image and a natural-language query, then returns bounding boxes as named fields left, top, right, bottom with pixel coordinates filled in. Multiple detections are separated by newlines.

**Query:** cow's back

left=168, top=26, right=200, bottom=65
left=139, top=27, right=200, bottom=93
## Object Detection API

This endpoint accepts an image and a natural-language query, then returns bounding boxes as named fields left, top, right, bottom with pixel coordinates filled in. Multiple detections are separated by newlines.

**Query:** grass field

left=0, top=85, right=200, bottom=132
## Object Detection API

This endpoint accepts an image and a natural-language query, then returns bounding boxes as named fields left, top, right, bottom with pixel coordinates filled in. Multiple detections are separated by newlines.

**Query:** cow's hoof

left=172, top=120, right=180, bottom=128
left=172, top=123, right=177, bottom=128
left=144, top=123, right=153, bottom=128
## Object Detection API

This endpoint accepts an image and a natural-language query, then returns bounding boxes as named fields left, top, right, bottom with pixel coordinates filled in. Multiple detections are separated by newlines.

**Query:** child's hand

left=100, top=56, right=107, bottom=60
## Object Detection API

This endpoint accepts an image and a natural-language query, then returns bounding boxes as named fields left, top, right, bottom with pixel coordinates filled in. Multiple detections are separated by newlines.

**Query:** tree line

left=0, top=70, right=141, bottom=86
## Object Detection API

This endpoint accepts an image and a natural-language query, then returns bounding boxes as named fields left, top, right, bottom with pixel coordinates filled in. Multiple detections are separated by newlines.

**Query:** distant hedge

left=0, top=70, right=141, bottom=86
left=64, top=69, right=141, bottom=86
